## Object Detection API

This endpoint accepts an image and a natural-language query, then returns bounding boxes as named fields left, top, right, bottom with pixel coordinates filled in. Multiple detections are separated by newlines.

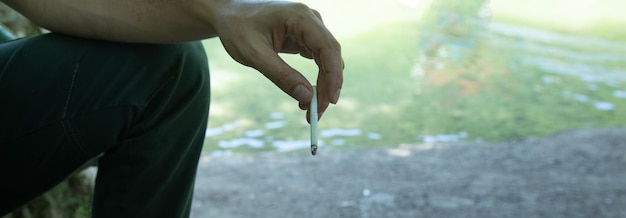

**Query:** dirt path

left=191, top=128, right=626, bottom=218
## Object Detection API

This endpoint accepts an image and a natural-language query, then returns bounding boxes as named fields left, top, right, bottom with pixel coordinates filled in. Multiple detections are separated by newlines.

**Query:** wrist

left=200, top=0, right=238, bottom=37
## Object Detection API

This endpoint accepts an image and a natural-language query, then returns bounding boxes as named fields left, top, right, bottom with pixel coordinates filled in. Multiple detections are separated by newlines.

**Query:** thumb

left=251, top=46, right=314, bottom=104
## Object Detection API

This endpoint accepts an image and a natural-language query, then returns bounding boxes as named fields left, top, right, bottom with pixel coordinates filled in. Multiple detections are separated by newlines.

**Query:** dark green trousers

left=0, top=33, right=210, bottom=217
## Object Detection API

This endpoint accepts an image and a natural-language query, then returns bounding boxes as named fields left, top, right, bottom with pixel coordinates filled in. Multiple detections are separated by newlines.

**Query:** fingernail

left=292, top=84, right=312, bottom=102
left=299, top=102, right=308, bottom=111
left=331, top=88, right=341, bottom=104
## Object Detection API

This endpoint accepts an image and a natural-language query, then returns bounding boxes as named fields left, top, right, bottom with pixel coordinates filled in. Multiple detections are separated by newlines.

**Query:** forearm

left=2, top=0, right=224, bottom=43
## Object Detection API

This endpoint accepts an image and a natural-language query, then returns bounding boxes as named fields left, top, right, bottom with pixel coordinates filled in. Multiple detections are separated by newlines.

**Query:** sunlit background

left=201, top=0, right=626, bottom=156
left=1, top=0, right=625, bottom=217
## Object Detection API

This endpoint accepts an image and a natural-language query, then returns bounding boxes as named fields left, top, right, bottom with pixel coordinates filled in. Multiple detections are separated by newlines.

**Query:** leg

left=0, top=33, right=210, bottom=217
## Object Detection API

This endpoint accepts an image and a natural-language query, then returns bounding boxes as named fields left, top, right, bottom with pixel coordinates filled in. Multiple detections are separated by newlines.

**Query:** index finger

left=288, top=9, right=344, bottom=105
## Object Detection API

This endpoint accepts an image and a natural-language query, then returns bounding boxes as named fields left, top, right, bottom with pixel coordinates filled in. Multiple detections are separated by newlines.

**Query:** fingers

left=305, top=104, right=325, bottom=124
left=216, top=1, right=343, bottom=122
left=299, top=101, right=309, bottom=110
left=287, top=9, right=343, bottom=105
left=248, top=42, right=315, bottom=104
left=269, top=3, right=343, bottom=120
left=271, top=5, right=342, bottom=123
left=281, top=38, right=314, bottom=59
left=310, top=9, right=324, bottom=24
left=317, top=47, right=343, bottom=105
left=218, top=27, right=315, bottom=104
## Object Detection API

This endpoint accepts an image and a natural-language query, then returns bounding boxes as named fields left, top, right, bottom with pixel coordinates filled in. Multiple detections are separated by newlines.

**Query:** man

left=0, top=0, right=343, bottom=217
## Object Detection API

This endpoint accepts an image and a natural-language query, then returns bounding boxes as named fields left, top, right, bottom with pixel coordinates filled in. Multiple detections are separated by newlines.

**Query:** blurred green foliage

left=202, top=0, right=626, bottom=154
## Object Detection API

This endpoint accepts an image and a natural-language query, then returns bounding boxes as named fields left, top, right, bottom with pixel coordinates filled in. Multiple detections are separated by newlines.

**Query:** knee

left=156, top=41, right=211, bottom=100
left=172, top=41, right=209, bottom=71
left=130, top=41, right=211, bottom=122
left=164, top=41, right=210, bottom=83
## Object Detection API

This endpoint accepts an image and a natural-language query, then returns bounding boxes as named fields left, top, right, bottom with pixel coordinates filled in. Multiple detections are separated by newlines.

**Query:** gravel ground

left=191, top=128, right=626, bottom=218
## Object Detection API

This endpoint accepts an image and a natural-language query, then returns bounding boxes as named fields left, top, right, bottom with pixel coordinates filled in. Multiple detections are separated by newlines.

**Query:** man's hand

left=211, top=1, right=344, bottom=121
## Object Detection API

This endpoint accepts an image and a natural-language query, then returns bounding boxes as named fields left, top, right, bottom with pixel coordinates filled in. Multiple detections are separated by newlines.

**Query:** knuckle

left=311, top=9, right=322, bottom=18
left=271, top=69, right=292, bottom=87
left=331, top=40, right=341, bottom=51
left=289, top=2, right=311, bottom=12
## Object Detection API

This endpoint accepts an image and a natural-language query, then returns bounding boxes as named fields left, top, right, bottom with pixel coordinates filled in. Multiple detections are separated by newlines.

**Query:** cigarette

left=310, top=85, right=318, bottom=155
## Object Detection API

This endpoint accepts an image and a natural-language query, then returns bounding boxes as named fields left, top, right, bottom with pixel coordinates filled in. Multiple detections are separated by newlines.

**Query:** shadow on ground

left=192, top=128, right=626, bottom=218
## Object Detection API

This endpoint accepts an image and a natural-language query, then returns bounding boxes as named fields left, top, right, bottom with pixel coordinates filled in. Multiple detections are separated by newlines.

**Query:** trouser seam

left=62, top=63, right=79, bottom=119
left=61, top=63, right=90, bottom=158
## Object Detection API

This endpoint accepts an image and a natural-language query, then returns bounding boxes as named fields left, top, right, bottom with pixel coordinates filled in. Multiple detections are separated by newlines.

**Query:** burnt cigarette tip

left=311, top=144, right=318, bottom=156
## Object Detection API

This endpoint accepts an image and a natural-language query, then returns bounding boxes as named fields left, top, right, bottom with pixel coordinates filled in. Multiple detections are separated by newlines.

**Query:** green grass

left=201, top=0, right=626, bottom=154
